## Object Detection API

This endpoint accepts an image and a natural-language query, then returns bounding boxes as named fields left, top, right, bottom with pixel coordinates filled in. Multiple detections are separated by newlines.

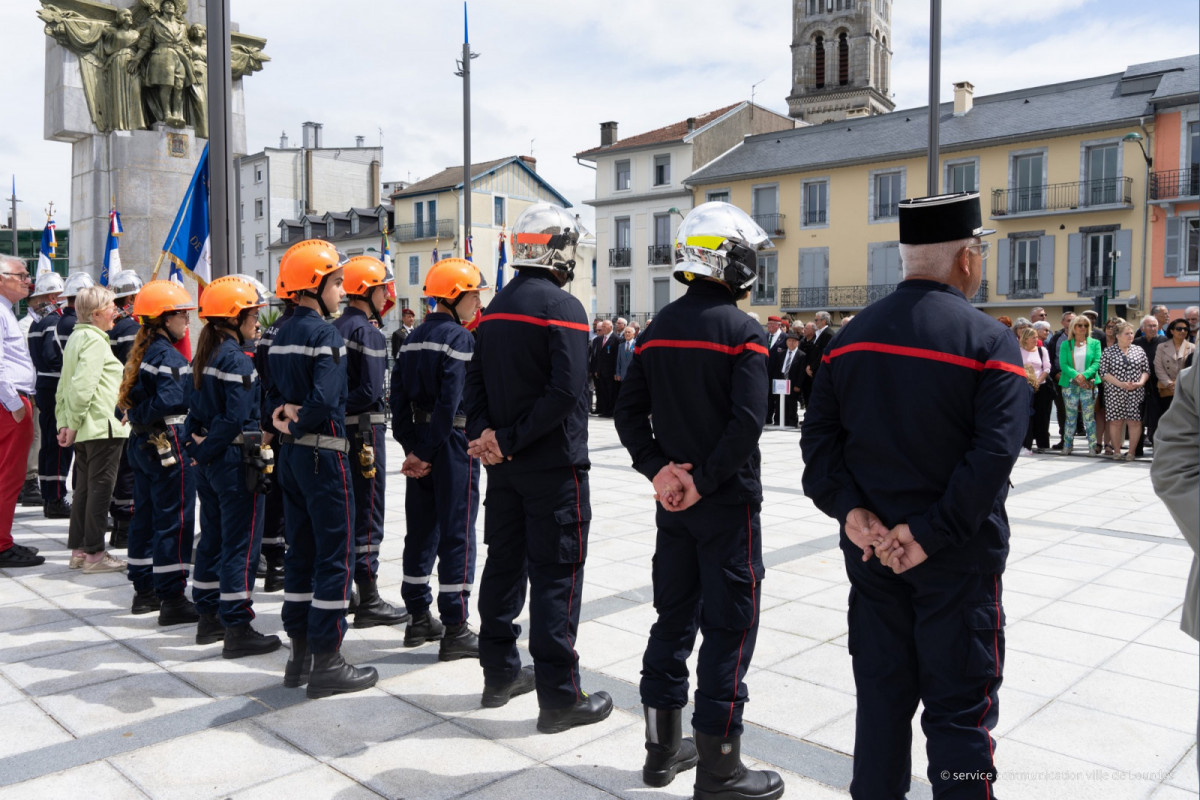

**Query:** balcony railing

left=1009, top=276, right=1041, bottom=299
left=753, top=213, right=787, bottom=236
left=1081, top=270, right=1115, bottom=295
left=647, top=244, right=672, bottom=265
left=781, top=280, right=989, bottom=310
left=803, top=209, right=828, bottom=225
left=990, top=177, right=1133, bottom=216
left=874, top=202, right=898, bottom=220
left=1150, top=168, right=1200, bottom=200
left=610, top=248, right=632, bottom=268
left=393, top=218, right=455, bottom=242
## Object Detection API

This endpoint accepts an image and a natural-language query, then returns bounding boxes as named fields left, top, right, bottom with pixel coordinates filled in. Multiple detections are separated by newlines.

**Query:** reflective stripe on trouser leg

left=36, top=392, right=72, bottom=502
left=434, top=431, right=479, bottom=625
left=211, top=460, right=263, bottom=628
left=129, top=433, right=196, bottom=598
left=350, top=423, right=386, bottom=579
left=191, top=465, right=222, bottom=616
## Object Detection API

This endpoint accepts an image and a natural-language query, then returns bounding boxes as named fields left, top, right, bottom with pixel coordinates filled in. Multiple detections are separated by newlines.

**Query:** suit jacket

left=615, top=338, right=636, bottom=379
left=593, top=334, right=618, bottom=378
left=776, top=346, right=806, bottom=391
left=807, top=326, right=834, bottom=373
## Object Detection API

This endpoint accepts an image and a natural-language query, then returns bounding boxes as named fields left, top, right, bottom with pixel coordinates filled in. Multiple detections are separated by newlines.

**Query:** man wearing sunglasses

left=0, top=257, right=43, bottom=568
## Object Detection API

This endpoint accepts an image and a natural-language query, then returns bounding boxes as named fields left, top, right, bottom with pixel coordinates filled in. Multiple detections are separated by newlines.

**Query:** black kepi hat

left=898, top=192, right=995, bottom=245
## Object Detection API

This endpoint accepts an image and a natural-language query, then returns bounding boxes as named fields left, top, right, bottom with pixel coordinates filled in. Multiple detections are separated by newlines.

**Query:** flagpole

left=7, top=177, right=18, bottom=262
left=206, top=0, right=236, bottom=280
left=456, top=2, right=479, bottom=261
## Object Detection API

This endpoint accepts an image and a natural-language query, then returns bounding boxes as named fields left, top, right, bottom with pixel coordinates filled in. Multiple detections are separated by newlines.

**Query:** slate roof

left=575, top=103, right=743, bottom=159
left=389, top=156, right=571, bottom=207
left=687, top=55, right=1198, bottom=186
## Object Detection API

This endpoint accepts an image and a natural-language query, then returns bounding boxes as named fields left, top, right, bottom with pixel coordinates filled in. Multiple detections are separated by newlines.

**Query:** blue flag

left=495, top=231, right=507, bottom=291
left=37, top=217, right=57, bottom=275
left=158, top=143, right=211, bottom=286
left=100, top=208, right=123, bottom=286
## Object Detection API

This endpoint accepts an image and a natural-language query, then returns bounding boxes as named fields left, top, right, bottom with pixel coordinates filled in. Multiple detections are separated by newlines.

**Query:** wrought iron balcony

left=610, top=248, right=632, bottom=268
left=781, top=280, right=989, bottom=311
left=393, top=218, right=455, bottom=242
left=1150, top=168, right=1200, bottom=200
left=1081, top=270, right=1115, bottom=295
left=874, top=202, right=898, bottom=220
left=1009, top=276, right=1041, bottom=299
left=803, top=209, right=828, bottom=225
left=990, top=177, right=1133, bottom=216
left=647, top=244, right=672, bottom=266
left=753, top=213, right=787, bottom=236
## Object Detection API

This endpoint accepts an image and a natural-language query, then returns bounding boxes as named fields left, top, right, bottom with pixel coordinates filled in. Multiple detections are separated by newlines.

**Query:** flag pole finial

left=464, top=2, right=468, bottom=44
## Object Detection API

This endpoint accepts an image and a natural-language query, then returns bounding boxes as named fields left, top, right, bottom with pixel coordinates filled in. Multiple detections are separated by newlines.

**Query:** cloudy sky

left=2, top=0, right=1197, bottom=238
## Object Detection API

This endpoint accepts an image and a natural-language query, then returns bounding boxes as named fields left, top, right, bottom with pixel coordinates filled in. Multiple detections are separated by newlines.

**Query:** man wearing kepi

left=614, top=201, right=782, bottom=800
left=801, top=192, right=1025, bottom=800
left=464, top=203, right=612, bottom=733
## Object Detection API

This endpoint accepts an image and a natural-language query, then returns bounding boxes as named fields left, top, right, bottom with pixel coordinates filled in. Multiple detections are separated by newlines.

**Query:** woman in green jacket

left=57, top=285, right=130, bottom=573
left=1057, top=315, right=1102, bottom=456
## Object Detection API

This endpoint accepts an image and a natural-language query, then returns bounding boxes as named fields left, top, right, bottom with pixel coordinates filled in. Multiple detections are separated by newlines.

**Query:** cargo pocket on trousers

left=546, top=502, right=590, bottom=564
left=964, top=602, right=1006, bottom=679
left=710, top=561, right=764, bottom=631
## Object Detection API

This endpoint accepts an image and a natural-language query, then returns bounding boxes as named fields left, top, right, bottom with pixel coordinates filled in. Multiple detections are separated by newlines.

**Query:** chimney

left=301, top=121, right=323, bottom=149
left=600, top=121, right=618, bottom=147
left=279, top=130, right=289, bottom=148
left=686, top=117, right=696, bottom=134
left=953, top=81, right=974, bottom=116
left=355, top=135, right=365, bottom=147
left=519, top=155, right=537, bottom=172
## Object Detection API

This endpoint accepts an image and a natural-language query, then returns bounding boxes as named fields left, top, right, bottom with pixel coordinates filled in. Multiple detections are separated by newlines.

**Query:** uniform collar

left=342, top=306, right=367, bottom=321
left=898, top=278, right=966, bottom=300
left=686, top=280, right=735, bottom=303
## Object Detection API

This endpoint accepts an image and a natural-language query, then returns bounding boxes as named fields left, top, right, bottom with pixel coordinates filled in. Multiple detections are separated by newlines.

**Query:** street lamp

left=1122, top=132, right=1152, bottom=166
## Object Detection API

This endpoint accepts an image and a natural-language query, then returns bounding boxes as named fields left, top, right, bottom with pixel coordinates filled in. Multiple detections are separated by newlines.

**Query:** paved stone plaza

left=0, top=418, right=1196, bottom=799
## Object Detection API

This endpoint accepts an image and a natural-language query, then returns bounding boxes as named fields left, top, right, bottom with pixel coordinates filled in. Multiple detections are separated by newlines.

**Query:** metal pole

left=462, top=37, right=471, bottom=258
left=8, top=193, right=17, bottom=261
left=206, top=0, right=235, bottom=281
left=927, top=0, right=942, bottom=196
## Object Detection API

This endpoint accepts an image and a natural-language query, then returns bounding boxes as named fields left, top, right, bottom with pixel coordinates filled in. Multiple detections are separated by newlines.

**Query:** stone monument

left=37, top=0, right=267, bottom=276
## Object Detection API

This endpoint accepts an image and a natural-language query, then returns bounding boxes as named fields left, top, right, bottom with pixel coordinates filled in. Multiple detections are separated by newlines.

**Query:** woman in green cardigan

left=57, top=285, right=130, bottom=573
left=1057, top=314, right=1102, bottom=456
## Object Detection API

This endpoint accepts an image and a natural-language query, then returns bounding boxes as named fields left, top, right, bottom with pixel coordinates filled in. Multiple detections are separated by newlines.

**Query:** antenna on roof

left=750, top=78, right=765, bottom=119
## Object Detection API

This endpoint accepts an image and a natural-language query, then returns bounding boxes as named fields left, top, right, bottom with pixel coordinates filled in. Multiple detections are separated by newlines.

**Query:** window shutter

left=1164, top=216, right=1182, bottom=277
left=1116, top=228, right=1133, bottom=291
left=1038, top=235, right=1055, bottom=296
left=820, top=249, right=829, bottom=289
left=1066, top=233, right=1082, bottom=292
left=996, top=238, right=1011, bottom=296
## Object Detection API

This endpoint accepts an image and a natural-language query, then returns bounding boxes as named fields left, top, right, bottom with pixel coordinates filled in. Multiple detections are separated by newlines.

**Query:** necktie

left=783, top=350, right=794, bottom=375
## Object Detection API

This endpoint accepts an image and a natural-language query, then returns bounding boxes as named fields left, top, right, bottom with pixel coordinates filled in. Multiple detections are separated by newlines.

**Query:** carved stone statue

left=186, top=23, right=207, bottom=139
left=127, top=0, right=193, bottom=128
left=103, top=9, right=146, bottom=130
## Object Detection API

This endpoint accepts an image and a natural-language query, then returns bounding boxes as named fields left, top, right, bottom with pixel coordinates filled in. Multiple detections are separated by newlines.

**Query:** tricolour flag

left=100, top=208, right=123, bottom=286
left=380, top=229, right=393, bottom=272
left=495, top=231, right=507, bottom=292
left=156, top=142, right=212, bottom=287
left=37, top=216, right=57, bottom=275
left=465, top=233, right=473, bottom=261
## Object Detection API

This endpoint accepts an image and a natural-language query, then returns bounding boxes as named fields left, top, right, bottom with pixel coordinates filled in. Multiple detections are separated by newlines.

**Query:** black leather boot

left=108, top=519, right=129, bottom=550
left=131, top=589, right=160, bottom=615
left=352, top=576, right=408, bottom=628
left=283, top=637, right=312, bottom=688
left=481, top=664, right=536, bottom=708
left=643, top=706, right=698, bottom=787
left=158, top=594, right=199, bottom=626
left=19, top=479, right=42, bottom=507
left=263, top=552, right=285, bottom=593
left=693, top=731, right=784, bottom=800
left=403, top=611, right=445, bottom=647
left=43, top=499, right=71, bottom=519
left=438, top=622, right=479, bottom=662
left=195, top=613, right=224, bottom=644
left=222, top=623, right=282, bottom=659
left=536, top=691, right=614, bottom=734
left=306, top=651, right=378, bottom=699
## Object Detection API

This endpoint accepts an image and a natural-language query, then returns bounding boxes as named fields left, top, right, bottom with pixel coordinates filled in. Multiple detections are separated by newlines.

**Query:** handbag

left=1159, top=383, right=1175, bottom=398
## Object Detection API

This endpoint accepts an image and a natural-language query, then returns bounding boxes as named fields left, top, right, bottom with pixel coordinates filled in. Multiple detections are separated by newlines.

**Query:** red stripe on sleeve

left=824, top=341, right=1024, bottom=375
left=480, top=312, right=590, bottom=332
left=635, top=339, right=767, bottom=356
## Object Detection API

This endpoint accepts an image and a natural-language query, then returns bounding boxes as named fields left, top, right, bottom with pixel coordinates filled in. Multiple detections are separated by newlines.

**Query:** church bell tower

left=787, top=0, right=895, bottom=123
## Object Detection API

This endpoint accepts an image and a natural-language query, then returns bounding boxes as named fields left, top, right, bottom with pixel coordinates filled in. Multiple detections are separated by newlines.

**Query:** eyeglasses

left=1171, top=326, right=1189, bottom=333
left=966, top=242, right=991, bottom=258
left=1, top=272, right=31, bottom=282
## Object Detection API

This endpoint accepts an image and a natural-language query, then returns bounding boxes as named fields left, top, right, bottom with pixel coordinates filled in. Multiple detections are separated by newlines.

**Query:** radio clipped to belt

left=241, top=431, right=275, bottom=495
left=147, top=431, right=178, bottom=469
left=357, top=437, right=377, bottom=479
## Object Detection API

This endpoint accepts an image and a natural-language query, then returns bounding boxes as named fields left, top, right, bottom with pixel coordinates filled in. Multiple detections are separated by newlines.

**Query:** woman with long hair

left=117, top=280, right=199, bottom=623
left=1057, top=315, right=1101, bottom=455
left=184, top=275, right=280, bottom=658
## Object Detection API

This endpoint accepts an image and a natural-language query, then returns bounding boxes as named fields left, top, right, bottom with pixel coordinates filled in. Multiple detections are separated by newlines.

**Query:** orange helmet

left=344, top=255, right=397, bottom=321
left=132, top=280, right=196, bottom=322
left=278, top=239, right=347, bottom=296
left=198, top=275, right=266, bottom=320
left=275, top=269, right=294, bottom=302
left=423, top=257, right=489, bottom=301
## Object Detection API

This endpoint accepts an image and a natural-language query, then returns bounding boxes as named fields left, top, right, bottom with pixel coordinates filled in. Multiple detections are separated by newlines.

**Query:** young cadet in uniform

left=24, top=271, right=64, bottom=509
left=106, top=270, right=143, bottom=549
left=185, top=276, right=280, bottom=658
left=332, top=256, right=407, bottom=628
left=271, top=239, right=377, bottom=699
left=802, top=192, right=1024, bottom=800
left=36, top=271, right=93, bottom=518
left=463, top=203, right=612, bottom=733
left=254, top=274, right=295, bottom=594
left=117, top=280, right=198, bottom=623
left=391, top=257, right=486, bottom=660
left=613, top=202, right=783, bottom=800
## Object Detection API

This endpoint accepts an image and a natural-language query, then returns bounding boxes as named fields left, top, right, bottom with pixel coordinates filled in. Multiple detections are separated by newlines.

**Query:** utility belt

left=346, top=412, right=386, bottom=479
left=130, top=414, right=187, bottom=437
left=278, top=432, right=350, bottom=476
left=412, top=406, right=467, bottom=430
left=344, top=412, right=386, bottom=431
left=139, top=415, right=190, bottom=470
left=240, top=431, right=275, bottom=495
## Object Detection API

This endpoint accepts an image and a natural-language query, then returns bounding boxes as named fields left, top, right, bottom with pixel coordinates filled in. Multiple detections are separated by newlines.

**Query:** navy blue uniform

left=801, top=279, right=1026, bottom=800
left=31, top=307, right=72, bottom=502
left=390, top=311, right=479, bottom=625
left=125, top=336, right=195, bottom=599
left=613, top=279, right=768, bottom=738
left=269, top=306, right=355, bottom=655
left=108, top=314, right=140, bottom=529
left=463, top=270, right=591, bottom=710
left=333, top=307, right=389, bottom=581
left=256, top=307, right=293, bottom=561
left=185, top=337, right=264, bottom=628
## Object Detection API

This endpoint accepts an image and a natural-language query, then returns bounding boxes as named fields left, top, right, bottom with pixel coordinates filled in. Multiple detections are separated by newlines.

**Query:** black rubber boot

left=19, top=479, right=42, bottom=507
left=348, top=589, right=360, bottom=614
left=693, top=732, right=784, bottom=800
left=222, top=623, right=282, bottom=659
left=195, top=613, right=224, bottom=644
left=643, top=706, right=698, bottom=787
left=438, top=622, right=479, bottom=662
left=481, top=664, right=536, bottom=708
left=108, top=519, right=129, bottom=550
left=403, top=612, right=445, bottom=647
left=352, top=576, right=408, bottom=628
left=537, top=691, right=614, bottom=734
left=262, top=552, right=285, bottom=593
left=306, top=651, right=378, bottom=699
left=131, top=589, right=160, bottom=615
left=158, top=594, right=200, bottom=626
left=283, top=637, right=312, bottom=688
left=43, top=499, right=71, bottom=519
